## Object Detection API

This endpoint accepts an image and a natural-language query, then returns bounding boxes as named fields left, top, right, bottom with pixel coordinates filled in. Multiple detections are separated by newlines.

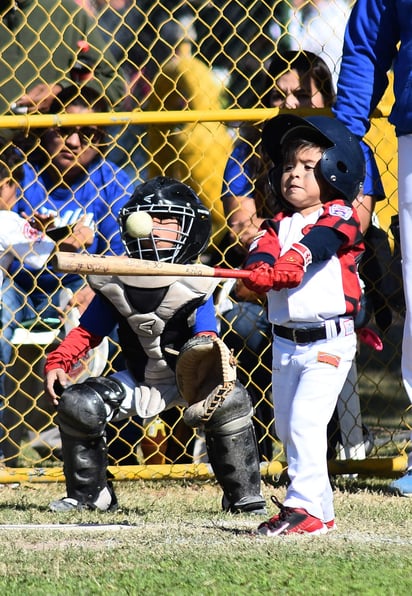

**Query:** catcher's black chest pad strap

left=123, top=285, right=168, bottom=313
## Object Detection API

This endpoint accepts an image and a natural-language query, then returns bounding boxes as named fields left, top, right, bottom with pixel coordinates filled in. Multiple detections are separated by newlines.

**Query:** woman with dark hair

left=262, top=51, right=335, bottom=110
left=6, top=84, right=132, bottom=316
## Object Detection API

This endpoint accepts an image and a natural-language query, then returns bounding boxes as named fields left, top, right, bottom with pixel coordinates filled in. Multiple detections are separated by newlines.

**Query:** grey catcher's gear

left=49, top=176, right=265, bottom=514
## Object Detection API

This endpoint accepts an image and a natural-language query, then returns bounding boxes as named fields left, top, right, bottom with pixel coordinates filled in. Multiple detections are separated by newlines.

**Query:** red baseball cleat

left=257, top=496, right=327, bottom=537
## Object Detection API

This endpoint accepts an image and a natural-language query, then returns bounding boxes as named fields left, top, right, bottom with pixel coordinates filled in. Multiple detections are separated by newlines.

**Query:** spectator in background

left=277, top=0, right=352, bottom=88
left=332, top=0, right=412, bottom=496
left=146, top=17, right=233, bottom=246
left=79, top=0, right=154, bottom=181
left=193, top=1, right=289, bottom=108
left=0, top=0, right=126, bottom=119
left=76, top=2, right=210, bottom=181
left=0, top=138, right=58, bottom=462
left=0, top=85, right=133, bottom=413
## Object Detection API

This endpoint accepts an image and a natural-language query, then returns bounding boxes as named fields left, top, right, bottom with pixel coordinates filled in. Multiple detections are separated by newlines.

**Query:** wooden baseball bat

left=52, top=252, right=252, bottom=279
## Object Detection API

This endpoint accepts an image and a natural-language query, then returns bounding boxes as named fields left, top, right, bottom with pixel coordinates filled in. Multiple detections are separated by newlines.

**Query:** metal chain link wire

left=0, top=0, right=409, bottom=481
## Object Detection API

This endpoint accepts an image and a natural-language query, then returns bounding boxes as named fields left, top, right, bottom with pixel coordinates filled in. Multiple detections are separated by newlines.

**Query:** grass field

left=0, top=477, right=411, bottom=595
left=0, top=317, right=410, bottom=594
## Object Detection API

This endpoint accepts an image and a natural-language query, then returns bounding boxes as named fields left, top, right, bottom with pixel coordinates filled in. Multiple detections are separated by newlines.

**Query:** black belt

left=273, top=323, right=341, bottom=344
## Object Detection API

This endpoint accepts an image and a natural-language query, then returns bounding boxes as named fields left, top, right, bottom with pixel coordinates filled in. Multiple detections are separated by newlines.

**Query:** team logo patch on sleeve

left=328, top=204, right=353, bottom=220
left=317, top=352, right=341, bottom=367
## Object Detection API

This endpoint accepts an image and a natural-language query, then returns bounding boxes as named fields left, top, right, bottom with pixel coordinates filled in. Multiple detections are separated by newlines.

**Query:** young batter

left=244, top=114, right=365, bottom=536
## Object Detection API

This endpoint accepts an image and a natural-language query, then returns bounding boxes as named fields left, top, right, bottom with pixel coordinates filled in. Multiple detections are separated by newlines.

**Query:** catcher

left=44, top=176, right=266, bottom=514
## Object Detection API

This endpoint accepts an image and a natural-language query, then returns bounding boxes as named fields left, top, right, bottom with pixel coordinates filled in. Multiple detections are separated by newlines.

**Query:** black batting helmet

left=118, top=176, right=211, bottom=264
left=262, top=114, right=365, bottom=203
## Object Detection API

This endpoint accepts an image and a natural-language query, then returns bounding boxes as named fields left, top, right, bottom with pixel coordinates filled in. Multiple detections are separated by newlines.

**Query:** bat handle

left=213, top=267, right=251, bottom=279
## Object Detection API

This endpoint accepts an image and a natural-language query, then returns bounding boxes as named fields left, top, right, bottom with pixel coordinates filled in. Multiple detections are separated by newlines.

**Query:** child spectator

left=0, top=138, right=55, bottom=460
left=0, top=139, right=55, bottom=279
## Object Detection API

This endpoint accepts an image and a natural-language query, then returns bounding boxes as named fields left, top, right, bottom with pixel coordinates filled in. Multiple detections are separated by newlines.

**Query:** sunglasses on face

left=269, top=89, right=313, bottom=106
left=51, top=126, right=108, bottom=146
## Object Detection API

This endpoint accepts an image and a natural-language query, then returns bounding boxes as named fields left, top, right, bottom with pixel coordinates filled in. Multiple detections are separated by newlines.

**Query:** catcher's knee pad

left=204, top=382, right=266, bottom=515
left=57, top=376, right=125, bottom=439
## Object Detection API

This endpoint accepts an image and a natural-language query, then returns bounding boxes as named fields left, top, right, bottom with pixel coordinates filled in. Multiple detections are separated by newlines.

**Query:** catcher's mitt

left=175, top=335, right=237, bottom=426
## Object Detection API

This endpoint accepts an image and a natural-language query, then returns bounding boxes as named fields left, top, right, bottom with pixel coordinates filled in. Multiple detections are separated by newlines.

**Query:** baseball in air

left=125, top=211, right=153, bottom=238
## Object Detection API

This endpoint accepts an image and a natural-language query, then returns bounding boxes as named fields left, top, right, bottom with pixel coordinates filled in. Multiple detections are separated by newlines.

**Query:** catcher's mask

left=118, top=176, right=211, bottom=264
left=262, top=114, right=365, bottom=204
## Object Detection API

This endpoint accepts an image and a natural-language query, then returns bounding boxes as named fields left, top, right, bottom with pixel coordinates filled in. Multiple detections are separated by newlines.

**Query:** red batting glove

left=271, top=243, right=312, bottom=290
left=243, top=261, right=275, bottom=294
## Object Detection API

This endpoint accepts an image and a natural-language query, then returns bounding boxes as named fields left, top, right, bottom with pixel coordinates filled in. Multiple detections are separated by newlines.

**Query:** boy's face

left=280, top=146, right=325, bottom=215
left=140, top=216, right=181, bottom=252
left=0, top=177, right=18, bottom=210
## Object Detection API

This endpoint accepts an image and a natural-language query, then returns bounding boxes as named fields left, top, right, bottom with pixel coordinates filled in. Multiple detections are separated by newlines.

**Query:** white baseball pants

left=272, top=329, right=357, bottom=522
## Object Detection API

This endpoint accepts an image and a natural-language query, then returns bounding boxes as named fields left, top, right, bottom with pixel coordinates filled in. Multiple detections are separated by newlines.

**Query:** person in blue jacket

left=333, top=0, right=412, bottom=496
left=0, top=85, right=133, bottom=398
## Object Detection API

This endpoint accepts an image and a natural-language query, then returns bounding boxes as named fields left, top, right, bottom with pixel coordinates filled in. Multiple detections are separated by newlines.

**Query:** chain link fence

left=0, top=0, right=410, bottom=482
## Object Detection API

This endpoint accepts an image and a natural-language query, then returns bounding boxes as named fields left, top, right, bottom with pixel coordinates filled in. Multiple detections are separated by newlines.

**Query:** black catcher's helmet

left=118, top=176, right=211, bottom=264
left=262, top=114, right=365, bottom=203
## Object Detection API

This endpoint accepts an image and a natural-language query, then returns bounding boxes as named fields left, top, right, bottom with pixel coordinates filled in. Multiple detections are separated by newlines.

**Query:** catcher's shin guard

left=204, top=381, right=266, bottom=514
left=50, top=377, right=125, bottom=512
left=52, top=431, right=117, bottom=511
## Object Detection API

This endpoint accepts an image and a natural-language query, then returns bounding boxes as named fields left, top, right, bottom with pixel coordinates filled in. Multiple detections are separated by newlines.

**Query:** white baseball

left=125, top=211, right=153, bottom=238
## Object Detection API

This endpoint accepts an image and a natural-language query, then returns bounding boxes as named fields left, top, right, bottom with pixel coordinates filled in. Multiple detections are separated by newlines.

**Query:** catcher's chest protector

left=88, top=274, right=218, bottom=382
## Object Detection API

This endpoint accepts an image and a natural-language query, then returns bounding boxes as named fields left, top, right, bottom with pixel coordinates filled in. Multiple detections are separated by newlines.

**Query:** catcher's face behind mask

left=118, top=176, right=211, bottom=264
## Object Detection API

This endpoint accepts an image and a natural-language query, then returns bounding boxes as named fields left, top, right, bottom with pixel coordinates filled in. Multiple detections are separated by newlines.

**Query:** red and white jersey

left=249, top=201, right=364, bottom=325
left=0, top=210, right=55, bottom=291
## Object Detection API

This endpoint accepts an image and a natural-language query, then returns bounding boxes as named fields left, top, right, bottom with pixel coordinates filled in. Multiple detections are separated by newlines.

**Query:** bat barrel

left=52, top=252, right=251, bottom=279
